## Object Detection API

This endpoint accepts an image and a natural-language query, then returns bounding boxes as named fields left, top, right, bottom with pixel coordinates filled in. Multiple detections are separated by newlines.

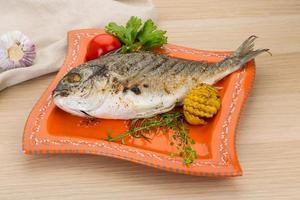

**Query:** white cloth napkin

left=0, top=0, right=155, bottom=91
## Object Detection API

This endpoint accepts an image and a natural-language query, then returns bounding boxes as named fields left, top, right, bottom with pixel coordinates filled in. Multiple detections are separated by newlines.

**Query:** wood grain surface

left=0, top=0, right=300, bottom=199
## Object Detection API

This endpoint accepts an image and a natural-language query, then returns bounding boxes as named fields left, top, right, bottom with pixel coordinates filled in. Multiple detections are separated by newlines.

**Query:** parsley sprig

left=105, top=112, right=197, bottom=166
left=105, top=16, right=167, bottom=53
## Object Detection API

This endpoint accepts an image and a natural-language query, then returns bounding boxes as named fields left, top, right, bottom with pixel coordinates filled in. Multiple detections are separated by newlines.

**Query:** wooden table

left=0, top=0, right=299, bottom=199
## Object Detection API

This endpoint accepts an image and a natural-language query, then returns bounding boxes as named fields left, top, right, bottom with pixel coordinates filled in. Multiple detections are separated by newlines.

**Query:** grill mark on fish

left=111, top=53, right=212, bottom=96
left=127, top=55, right=158, bottom=78
left=121, top=53, right=146, bottom=73
left=187, top=62, right=201, bottom=73
left=127, top=59, right=139, bottom=70
left=172, top=61, right=187, bottom=74
left=80, top=110, right=93, bottom=117
left=123, top=54, right=169, bottom=87
left=147, top=55, right=169, bottom=73
left=143, top=57, right=176, bottom=80
left=90, top=64, right=109, bottom=79
left=155, top=59, right=179, bottom=76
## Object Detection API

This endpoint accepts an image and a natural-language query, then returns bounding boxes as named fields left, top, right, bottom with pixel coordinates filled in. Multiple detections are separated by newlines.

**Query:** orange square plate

left=23, top=29, right=255, bottom=177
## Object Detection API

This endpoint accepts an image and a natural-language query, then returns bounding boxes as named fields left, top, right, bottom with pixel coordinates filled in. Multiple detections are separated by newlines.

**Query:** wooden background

left=0, top=0, right=299, bottom=199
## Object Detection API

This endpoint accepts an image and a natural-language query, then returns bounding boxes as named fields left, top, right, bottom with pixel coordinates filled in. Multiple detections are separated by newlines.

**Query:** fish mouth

left=80, top=110, right=93, bottom=117
left=52, top=88, right=69, bottom=97
left=53, top=97, right=88, bottom=117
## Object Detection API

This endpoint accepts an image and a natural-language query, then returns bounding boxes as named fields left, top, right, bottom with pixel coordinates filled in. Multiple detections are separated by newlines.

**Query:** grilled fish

left=53, top=36, right=268, bottom=119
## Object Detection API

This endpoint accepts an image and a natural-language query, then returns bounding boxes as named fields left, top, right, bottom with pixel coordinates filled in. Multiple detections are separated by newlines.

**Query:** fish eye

left=67, top=73, right=81, bottom=83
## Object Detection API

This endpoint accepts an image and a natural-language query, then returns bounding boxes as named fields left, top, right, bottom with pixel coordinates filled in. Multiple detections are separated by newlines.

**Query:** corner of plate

left=22, top=138, right=31, bottom=155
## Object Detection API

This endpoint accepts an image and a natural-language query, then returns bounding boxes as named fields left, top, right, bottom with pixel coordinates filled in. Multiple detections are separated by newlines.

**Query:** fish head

left=52, top=63, right=109, bottom=116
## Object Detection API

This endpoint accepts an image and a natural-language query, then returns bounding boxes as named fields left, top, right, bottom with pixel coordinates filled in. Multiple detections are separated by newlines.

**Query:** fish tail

left=233, top=35, right=271, bottom=63
left=214, top=36, right=270, bottom=82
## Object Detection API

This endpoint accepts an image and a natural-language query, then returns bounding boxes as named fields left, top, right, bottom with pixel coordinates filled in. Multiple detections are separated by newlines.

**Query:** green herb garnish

left=105, top=112, right=197, bottom=166
left=105, top=16, right=167, bottom=53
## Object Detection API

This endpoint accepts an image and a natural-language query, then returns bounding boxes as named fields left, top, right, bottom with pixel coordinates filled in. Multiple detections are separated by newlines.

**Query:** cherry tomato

left=86, top=34, right=121, bottom=61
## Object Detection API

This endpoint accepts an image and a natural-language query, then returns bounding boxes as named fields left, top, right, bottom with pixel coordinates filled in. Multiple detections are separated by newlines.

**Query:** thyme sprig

left=105, top=112, right=197, bottom=166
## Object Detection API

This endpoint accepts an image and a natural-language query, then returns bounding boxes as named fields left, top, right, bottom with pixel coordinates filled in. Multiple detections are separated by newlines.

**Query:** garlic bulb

left=0, top=31, right=36, bottom=71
